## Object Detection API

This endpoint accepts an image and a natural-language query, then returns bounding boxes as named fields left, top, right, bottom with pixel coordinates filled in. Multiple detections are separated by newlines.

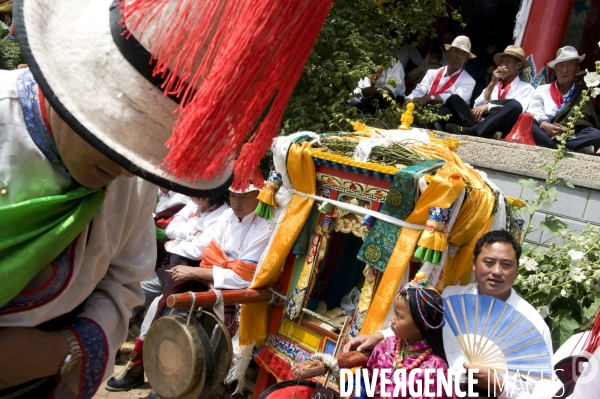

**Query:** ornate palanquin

left=254, top=148, right=422, bottom=394
left=248, top=127, right=516, bottom=397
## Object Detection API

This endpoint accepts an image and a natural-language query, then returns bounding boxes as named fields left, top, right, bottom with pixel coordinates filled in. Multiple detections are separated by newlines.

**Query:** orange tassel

left=505, top=113, right=536, bottom=146
left=118, top=0, right=333, bottom=190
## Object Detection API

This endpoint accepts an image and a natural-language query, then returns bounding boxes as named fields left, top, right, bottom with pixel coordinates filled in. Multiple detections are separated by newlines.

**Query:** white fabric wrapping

left=513, top=0, right=533, bottom=47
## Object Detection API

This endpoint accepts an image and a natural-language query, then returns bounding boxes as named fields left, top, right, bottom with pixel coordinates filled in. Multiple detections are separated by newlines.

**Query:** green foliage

left=0, top=39, right=25, bottom=70
left=280, top=0, right=454, bottom=134
left=513, top=52, right=600, bottom=350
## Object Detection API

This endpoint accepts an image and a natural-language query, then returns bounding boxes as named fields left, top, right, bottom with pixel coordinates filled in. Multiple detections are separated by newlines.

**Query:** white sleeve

left=407, top=69, right=434, bottom=99
left=381, top=62, right=405, bottom=98
left=513, top=83, right=535, bottom=111
left=212, top=267, right=251, bottom=289
left=378, top=327, right=395, bottom=339
left=164, top=203, right=195, bottom=239
left=526, top=86, right=548, bottom=122
left=165, top=229, right=216, bottom=260
left=473, top=90, right=489, bottom=108
left=74, top=179, right=157, bottom=388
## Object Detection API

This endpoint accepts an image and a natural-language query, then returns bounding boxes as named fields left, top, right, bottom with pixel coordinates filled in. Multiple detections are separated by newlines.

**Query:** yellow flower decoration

left=506, top=196, right=526, bottom=208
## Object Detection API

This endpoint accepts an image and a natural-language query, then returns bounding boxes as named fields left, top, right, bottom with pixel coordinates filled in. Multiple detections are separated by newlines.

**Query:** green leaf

left=555, top=178, right=575, bottom=188
left=551, top=312, right=581, bottom=348
left=517, top=179, right=538, bottom=189
left=539, top=215, right=568, bottom=234
left=584, top=297, right=600, bottom=319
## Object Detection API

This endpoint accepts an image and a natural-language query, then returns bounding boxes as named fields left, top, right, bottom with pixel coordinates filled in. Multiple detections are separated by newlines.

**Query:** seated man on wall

left=106, top=182, right=275, bottom=392
left=404, top=35, right=476, bottom=129
left=350, top=61, right=406, bottom=114
left=527, top=46, right=600, bottom=154
left=445, top=45, right=535, bottom=139
left=344, top=230, right=553, bottom=398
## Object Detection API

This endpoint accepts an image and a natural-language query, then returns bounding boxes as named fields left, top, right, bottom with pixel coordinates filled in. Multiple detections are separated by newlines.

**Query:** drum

left=144, top=311, right=232, bottom=399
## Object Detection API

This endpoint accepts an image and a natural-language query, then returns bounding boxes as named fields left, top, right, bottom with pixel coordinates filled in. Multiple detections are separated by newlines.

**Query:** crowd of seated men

left=352, top=32, right=600, bottom=155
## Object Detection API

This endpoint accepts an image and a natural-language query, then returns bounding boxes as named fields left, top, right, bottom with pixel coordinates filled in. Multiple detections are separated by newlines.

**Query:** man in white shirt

left=526, top=46, right=600, bottom=154
left=344, top=230, right=553, bottom=398
left=445, top=45, right=535, bottom=139
left=405, top=35, right=476, bottom=129
left=107, top=182, right=274, bottom=392
left=351, top=61, right=406, bottom=114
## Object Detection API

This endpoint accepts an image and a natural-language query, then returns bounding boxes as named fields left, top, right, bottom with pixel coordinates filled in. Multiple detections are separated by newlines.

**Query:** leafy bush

left=280, top=0, right=461, bottom=134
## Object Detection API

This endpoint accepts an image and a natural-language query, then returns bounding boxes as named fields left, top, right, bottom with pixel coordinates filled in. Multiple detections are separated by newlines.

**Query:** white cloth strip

left=291, top=190, right=425, bottom=230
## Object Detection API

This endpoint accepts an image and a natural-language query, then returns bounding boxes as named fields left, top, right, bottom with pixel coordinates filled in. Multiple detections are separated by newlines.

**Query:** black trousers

left=532, top=121, right=600, bottom=152
left=444, top=95, right=523, bottom=138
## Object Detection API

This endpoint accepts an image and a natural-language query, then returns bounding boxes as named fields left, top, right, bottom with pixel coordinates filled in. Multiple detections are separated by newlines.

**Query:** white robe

left=0, top=68, right=156, bottom=397
left=473, top=75, right=535, bottom=111
left=165, top=202, right=229, bottom=244
left=406, top=66, right=476, bottom=105
left=164, top=208, right=275, bottom=289
left=526, top=83, right=576, bottom=123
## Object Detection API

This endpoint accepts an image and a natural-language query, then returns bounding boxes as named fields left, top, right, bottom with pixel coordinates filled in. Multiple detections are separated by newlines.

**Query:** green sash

left=0, top=186, right=106, bottom=308
left=357, top=160, right=444, bottom=272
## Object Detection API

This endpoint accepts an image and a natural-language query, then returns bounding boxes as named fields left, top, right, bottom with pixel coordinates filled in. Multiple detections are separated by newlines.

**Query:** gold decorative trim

left=317, top=172, right=388, bottom=202
left=334, top=216, right=368, bottom=238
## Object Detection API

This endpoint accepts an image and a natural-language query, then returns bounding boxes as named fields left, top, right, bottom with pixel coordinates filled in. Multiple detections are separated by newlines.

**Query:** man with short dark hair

left=344, top=230, right=552, bottom=398
left=445, top=45, right=535, bottom=139
left=527, top=46, right=600, bottom=154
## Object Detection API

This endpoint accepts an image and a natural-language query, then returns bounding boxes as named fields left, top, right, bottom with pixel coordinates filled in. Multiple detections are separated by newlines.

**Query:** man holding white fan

left=344, top=230, right=553, bottom=398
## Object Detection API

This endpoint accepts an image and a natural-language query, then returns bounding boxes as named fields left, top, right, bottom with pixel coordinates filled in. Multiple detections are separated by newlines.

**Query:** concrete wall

left=437, top=133, right=600, bottom=245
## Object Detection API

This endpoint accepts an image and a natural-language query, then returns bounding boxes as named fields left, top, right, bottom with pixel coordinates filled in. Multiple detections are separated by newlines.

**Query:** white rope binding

left=209, top=288, right=225, bottom=323
left=310, top=353, right=340, bottom=376
left=292, top=190, right=425, bottom=230
left=186, top=291, right=196, bottom=326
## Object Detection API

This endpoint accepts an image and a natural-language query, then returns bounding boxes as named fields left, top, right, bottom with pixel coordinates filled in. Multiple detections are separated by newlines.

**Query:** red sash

left=497, top=76, right=517, bottom=100
left=429, top=67, right=462, bottom=95
left=550, top=82, right=565, bottom=107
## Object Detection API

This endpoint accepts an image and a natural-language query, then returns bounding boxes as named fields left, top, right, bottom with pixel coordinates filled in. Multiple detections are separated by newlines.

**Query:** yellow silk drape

left=359, top=162, right=465, bottom=334
left=239, top=142, right=316, bottom=347
left=412, top=141, right=496, bottom=289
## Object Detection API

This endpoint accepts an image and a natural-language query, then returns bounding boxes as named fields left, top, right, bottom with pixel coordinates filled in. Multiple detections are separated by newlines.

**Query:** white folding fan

left=443, top=294, right=552, bottom=381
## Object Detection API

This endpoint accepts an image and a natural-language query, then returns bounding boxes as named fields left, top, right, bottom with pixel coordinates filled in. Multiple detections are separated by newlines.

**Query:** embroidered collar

left=17, top=70, right=67, bottom=173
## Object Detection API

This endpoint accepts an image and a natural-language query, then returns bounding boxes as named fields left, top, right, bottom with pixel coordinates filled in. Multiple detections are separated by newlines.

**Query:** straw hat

left=13, top=0, right=332, bottom=196
left=547, top=46, right=585, bottom=69
left=444, top=35, right=476, bottom=59
left=493, top=45, right=530, bottom=69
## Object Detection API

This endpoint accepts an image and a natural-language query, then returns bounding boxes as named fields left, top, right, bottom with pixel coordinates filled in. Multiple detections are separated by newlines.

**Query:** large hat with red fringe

left=13, top=0, right=332, bottom=196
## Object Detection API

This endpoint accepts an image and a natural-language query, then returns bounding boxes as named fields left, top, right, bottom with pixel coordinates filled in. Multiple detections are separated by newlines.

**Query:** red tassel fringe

left=505, top=113, right=536, bottom=146
left=119, top=0, right=333, bottom=190
left=579, top=306, right=600, bottom=356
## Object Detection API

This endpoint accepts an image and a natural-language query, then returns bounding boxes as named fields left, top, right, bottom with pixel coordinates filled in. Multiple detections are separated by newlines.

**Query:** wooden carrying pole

left=290, top=351, right=369, bottom=380
left=167, top=288, right=273, bottom=308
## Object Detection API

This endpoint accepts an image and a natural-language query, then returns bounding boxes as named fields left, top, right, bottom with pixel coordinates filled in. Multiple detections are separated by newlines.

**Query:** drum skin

left=145, top=313, right=215, bottom=399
